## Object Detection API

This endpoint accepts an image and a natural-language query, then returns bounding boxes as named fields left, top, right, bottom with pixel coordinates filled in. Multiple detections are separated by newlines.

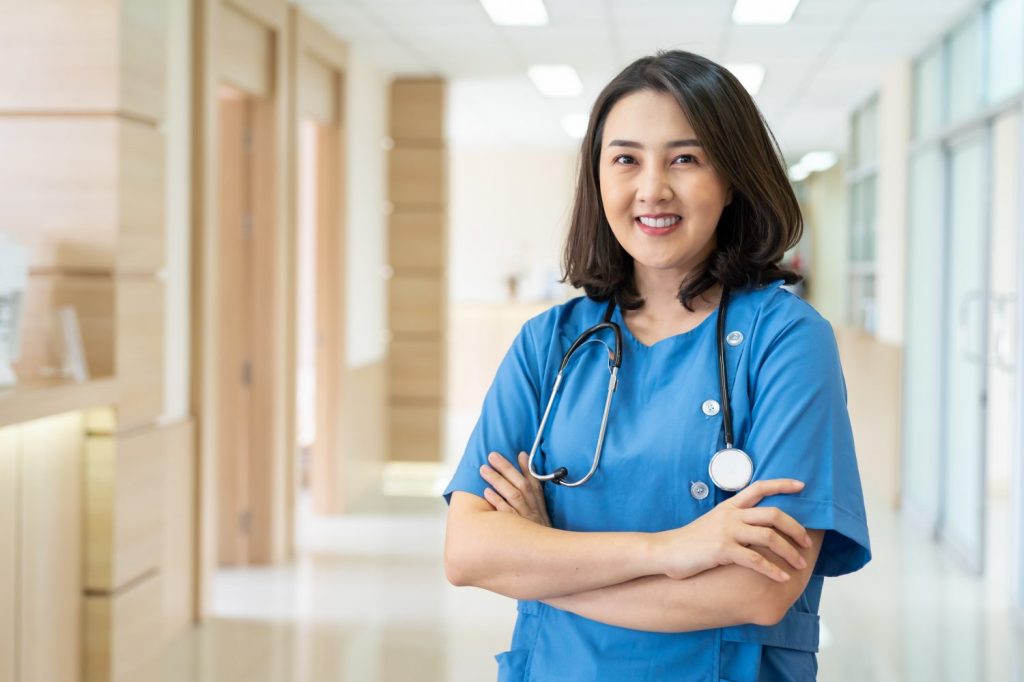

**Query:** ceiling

left=293, top=0, right=982, bottom=157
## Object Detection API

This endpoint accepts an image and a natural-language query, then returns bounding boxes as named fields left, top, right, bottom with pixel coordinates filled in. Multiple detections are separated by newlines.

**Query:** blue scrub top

left=444, top=279, right=872, bottom=682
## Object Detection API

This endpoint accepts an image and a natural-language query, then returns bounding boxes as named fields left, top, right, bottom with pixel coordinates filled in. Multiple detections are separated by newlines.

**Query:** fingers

left=487, top=451, right=528, bottom=489
left=517, top=452, right=543, bottom=492
left=731, top=546, right=791, bottom=583
left=731, top=479, right=804, bottom=509
left=735, top=525, right=807, bottom=571
left=482, top=487, right=514, bottom=513
left=480, top=462, right=527, bottom=508
left=742, top=507, right=813, bottom=549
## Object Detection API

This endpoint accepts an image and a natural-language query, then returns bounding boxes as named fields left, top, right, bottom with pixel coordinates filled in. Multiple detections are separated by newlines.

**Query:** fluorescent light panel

left=480, top=0, right=548, bottom=26
left=732, top=0, right=801, bottom=24
left=528, top=65, right=583, bottom=97
left=724, top=64, right=765, bottom=95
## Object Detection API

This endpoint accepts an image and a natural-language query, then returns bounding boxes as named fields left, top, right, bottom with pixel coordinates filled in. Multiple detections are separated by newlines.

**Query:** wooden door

left=216, top=89, right=254, bottom=565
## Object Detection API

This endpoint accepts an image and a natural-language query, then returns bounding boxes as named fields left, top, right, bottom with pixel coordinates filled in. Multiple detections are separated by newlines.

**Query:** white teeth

left=638, top=216, right=681, bottom=228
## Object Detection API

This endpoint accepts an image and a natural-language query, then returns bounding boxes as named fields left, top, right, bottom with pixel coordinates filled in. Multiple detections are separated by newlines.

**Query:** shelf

left=0, top=377, right=117, bottom=429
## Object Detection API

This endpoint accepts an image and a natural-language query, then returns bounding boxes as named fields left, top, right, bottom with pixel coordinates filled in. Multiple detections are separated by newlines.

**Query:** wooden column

left=387, top=79, right=448, bottom=461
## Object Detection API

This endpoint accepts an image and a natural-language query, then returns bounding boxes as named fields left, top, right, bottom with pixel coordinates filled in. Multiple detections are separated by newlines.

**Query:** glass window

left=857, top=100, right=879, bottom=167
left=913, top=46, right=943, bottom=139
left=987, top=0, right=1024, bottom=102
left=862, top=174, right=876, bottom=261
left=948, top=17, right=983, bottom=123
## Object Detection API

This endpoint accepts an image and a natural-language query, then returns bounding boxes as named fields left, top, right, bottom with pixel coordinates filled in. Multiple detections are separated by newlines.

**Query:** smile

left=637, top=215, right=681, bottom=228
left=635, top=215, right=681, bottom=235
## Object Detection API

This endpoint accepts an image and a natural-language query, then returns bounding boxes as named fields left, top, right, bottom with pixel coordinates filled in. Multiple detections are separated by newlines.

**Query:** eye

left=612, top=154, right=637, bottom=165
left=673, top=154, right=698, bottom=164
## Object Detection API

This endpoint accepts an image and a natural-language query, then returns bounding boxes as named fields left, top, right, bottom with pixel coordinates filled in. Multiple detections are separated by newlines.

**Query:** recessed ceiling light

left=480, top=0, right=548, bottom=26
left=724, top=64, right=766, bottom=95
left=788, top=151, right=838, bottom=181
left=788, top=164, right=810, bottom=182
left=561, top=114, right=589, bottom=139
left=799, top=151, right=838, bottom=172
left=732, top=0, right=800, bottom=24
left=528, top=65, right=583, bottom=97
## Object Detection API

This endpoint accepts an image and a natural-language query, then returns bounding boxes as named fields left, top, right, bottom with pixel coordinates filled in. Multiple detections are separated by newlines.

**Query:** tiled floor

left=142, top=490, right=1023, bottom=681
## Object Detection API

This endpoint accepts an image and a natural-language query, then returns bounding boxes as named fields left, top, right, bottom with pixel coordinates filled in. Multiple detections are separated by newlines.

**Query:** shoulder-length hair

left=562, top=50, right=804, bottom=312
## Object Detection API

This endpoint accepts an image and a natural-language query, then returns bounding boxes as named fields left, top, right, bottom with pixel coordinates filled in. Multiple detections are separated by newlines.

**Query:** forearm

left=544, top=531, right=825, bottom=632
left=543, top=566, right=767, bottom=632
left=445, top=492, right=660, bottom=601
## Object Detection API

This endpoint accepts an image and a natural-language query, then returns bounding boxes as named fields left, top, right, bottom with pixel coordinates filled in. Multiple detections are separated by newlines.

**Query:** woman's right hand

left=654, top=479, right=812, bottom=582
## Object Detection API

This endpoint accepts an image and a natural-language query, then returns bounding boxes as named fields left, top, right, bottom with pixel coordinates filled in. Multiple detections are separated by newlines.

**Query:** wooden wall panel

left=13, top=275, right=116, bottom=382
left=0, top=118, right=119, bottom=271
left=116, top=279, right=165, bottom=431
left=388, top=147, right=445, bottom=206
left=84, top=573, right=162, bottom=682
left=159, top=420, right=195, bottom=644
left=84, top=429, right=163, bottom=592
left=389, top=339, right=443, bottom=401
left=118, top=122, right=167, bottom=273
left=219, top=5, right=273, bottom=97
left=120, top=0, right=168, bottom=122
left=299, top=54, right=336, bottom=124
left=0, top=2, right=119, bottom=112
left=389, top=80, right=443, bottom=143
left=390, top=404, right=441, bottom=462
left=19, top=413, right=84, bottom=682
left=388, top=212, right=445, bottom=271
left=0, top=1, right=166, bottom=120
left=0, top=427, right=16, bottom=682
left=0, top=118, right=165, bottom=273
left=388, top=274, right=445, bottom=336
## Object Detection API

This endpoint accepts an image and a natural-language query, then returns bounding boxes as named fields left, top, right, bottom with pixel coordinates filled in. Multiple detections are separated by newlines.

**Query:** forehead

left=602, top=90, right=695, bottom=141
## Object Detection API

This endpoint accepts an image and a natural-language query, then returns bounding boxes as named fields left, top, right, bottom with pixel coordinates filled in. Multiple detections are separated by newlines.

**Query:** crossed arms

left=444, top=453, right=824, bottom=633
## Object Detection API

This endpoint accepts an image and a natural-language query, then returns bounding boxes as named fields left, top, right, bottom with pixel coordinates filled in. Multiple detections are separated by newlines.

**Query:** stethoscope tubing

left=529, top=286, right=750, bottom=490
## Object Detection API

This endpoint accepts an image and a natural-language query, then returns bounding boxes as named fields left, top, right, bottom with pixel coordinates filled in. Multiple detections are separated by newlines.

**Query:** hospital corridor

left=0, top=0, right=1023, bottom=680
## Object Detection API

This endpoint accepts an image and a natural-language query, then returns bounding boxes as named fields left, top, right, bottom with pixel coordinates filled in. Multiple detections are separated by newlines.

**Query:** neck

left=633, top=266, right=721, bottom=318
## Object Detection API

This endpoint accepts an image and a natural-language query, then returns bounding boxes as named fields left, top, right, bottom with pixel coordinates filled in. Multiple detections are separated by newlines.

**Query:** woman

left=443, top=50, right=871, bottom=681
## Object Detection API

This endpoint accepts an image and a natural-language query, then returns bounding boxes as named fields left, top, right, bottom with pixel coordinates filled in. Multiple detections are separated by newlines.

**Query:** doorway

left=214, top=82, right=278, bottom=567
left=295, top=117, right=344, bottom=516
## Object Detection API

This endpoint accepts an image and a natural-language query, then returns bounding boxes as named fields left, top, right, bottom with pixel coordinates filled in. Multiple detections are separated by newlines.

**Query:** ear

left=725, top=187, right=734, bottom=207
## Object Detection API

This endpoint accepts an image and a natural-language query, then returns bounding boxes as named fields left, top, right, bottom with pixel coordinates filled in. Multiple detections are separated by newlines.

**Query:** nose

left=637, top=164, right=673, bottom=205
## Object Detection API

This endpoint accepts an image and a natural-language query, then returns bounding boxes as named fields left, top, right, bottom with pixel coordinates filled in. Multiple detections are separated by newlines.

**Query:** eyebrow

left=607, top=138, right=702, bottom=149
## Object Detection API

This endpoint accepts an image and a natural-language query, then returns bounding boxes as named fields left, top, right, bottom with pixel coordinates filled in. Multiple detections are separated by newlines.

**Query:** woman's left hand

left=479, top=451, right=551, bottom=527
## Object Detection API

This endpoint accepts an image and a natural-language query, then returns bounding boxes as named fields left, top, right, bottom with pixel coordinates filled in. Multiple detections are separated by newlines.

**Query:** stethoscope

left=527, top=287, right=754, bottom=491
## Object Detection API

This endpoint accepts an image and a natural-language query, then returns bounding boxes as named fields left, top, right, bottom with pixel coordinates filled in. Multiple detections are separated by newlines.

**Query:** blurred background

left=0, top=0, right=1021, bottom=680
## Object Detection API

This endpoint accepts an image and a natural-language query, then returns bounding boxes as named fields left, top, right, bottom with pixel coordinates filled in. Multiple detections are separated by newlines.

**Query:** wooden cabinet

left=0, top=414, right=86, bottom=682
left=0, top=428, right=16, bottom=682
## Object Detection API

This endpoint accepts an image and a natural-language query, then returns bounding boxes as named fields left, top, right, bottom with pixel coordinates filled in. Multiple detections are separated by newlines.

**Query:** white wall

left=802, top=162, right=848, bottom=325
left=448, top=146, right=578, bottom=303
left=160, top=0, right=191, bottom=423
left=343, top=48, right=390, bottom=367
left=875, top=62, right=912, bottom=347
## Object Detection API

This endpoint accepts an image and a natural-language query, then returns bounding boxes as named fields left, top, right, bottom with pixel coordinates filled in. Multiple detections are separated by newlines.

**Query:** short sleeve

left=443, top=323, right=543, bottom=504
left=743, top=312, right=871, bottom=577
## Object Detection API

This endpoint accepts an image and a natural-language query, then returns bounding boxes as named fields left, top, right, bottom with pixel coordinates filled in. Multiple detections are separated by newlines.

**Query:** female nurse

left=443, top=50, right=871, bottom=682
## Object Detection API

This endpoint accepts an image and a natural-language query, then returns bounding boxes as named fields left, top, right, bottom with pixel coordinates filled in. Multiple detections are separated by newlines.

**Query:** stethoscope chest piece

left=708, top=447, right=753, bottom=492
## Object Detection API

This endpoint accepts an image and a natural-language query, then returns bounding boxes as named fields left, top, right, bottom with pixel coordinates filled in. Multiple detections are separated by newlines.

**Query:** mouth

left=635, top=214, right=681, bottom=235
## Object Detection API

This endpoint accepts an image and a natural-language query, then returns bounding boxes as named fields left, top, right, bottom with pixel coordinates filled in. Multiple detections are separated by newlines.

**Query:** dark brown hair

left=562, top=50, right=804, bottom=312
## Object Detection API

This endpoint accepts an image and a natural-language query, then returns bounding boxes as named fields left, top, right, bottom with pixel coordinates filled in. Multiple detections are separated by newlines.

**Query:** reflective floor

left=140, top=489, right=1024, bottom=681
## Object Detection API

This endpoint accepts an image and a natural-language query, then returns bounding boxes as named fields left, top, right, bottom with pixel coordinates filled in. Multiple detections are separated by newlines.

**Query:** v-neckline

left=612, top=303, right=720, bottom=350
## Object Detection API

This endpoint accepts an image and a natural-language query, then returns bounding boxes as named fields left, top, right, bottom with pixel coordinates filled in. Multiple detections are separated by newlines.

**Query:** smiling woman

left=443, top=50, right=870, bottom=682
